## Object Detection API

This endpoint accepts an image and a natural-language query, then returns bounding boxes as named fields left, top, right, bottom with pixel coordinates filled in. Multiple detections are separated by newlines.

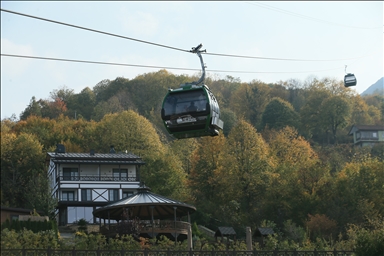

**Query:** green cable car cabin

left=161, top=44, right=224, bottom=139
left=344, top=73, right=357, bottom=87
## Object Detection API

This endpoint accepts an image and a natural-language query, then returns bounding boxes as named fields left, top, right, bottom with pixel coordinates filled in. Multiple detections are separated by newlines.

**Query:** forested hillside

left=1, top=70, right=383, bottom=247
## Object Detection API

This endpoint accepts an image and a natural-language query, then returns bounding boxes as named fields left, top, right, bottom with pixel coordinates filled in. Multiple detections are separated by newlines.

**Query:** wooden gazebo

left=93, top=184, right=196, bottom=247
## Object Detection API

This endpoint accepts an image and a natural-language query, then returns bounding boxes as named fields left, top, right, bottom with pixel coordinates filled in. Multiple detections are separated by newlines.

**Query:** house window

left=63, top=168, right=78, bottom=181
left=361, top=131, right=378, bottom=139
left=62, top=191, right=76, bottom=201
left=109, top=189, right=119, bottom=201
left=113, top=169, right=128, bottom=181
left=81, top=189, right=92, bottom=201
left=122, top=191, right=134, bottom=198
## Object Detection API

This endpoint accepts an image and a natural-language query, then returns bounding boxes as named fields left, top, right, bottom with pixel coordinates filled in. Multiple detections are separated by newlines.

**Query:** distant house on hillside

left=46, top=144, right=145, bottom=226
left=348, top=125, right=384, bottom=147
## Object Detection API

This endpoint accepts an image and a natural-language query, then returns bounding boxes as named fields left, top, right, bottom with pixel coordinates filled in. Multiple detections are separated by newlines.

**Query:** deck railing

left=101, top=220, right=191, bottom=237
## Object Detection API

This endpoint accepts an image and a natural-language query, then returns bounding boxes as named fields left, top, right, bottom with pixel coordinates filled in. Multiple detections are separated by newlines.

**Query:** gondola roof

left=93, top=185, right=196, bottom=220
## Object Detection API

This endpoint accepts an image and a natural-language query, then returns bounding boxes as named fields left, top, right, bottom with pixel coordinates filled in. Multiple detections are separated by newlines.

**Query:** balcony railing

left=356, top=137, right=379, bottom=142
left=58, top=175, right=139, bottom=182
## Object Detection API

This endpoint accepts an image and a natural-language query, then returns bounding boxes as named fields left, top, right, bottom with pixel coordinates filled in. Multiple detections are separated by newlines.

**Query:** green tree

left=1, top=132, right=45, bottom=208
left=219, top=108, right=237, bottom=136
left=320, top=95, right=351, bottom=144
left=143, top=149, right=188, bottom=200
left=261, top=97, right=299, bottom=131
left=92, top=96, right=124, bottom=121
left=129, top=70, right=187, bottom=117
left=20, top=96, right=42, bottom=120
left=300, top=89, right=332, bottom=144
left=67, top=87, right=96, bottom=120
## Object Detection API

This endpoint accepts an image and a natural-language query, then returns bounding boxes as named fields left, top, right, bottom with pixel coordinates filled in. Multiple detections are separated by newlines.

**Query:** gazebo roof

left=254, top=227, right=274, bottom=237
left=93, top=185, right=196, bottom=220
left=215, top=227, right=236, bottom=237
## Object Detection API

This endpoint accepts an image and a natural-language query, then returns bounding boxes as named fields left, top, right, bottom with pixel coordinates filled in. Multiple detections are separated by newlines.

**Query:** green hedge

left=1, top=218, right=58, bottom=237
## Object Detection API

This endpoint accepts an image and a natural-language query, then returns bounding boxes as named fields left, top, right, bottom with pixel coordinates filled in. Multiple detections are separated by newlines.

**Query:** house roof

left=46, top=152, right=145, bottom=165
left=215, top=227, right=236, bottom=237
left=348, top=125, right=384, bottom=135
left=254, top=227, right=274, bottom=236
left=93, top=185, right=196, bottom=220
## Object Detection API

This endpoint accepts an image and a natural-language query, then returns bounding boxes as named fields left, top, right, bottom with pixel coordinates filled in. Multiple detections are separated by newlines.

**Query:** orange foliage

left=306, top=214, right=337, bottom=240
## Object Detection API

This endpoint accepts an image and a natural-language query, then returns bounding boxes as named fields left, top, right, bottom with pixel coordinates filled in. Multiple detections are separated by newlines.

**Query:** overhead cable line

left=203, top=51, right=377, bottom=62
left=1, top=53, right=344, bottom=74
left=246, top=1, right=382, bottom=30
left=0, top=8, right=376, bottom=63
left=0, top=54, right=199, bottom=71
left=0, top=8, right=189, bottom=53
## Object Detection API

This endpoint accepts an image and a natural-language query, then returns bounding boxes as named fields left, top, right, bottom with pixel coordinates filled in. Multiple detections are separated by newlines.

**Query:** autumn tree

left=93, top=110, right=187, bottom=199
left=325, top=158, right=384, bottom=230
left=49, top=85, right=74, bottom=105
left=170, top=138, right=199, bottom=174
left=12, top=116, right=57, bottom=151
left=188, top=135, right=226, bottom=227
left=262, top=126, right=326, bottom=226
left=217, top=119, right=274, bottom=227
left=45, top=98, right=68, bottom=119
left=306, top=214, right=337, bottom=241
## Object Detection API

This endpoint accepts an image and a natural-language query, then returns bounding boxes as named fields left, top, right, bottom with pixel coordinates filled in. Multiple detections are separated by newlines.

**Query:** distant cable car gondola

left=344, top=65, right=357, bottom=87
left=161, top=44, right=224, bottom=139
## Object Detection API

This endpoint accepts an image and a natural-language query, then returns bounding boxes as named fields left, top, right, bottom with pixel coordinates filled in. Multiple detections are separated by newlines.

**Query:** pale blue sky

left=1, top=1, right=383, bottom=119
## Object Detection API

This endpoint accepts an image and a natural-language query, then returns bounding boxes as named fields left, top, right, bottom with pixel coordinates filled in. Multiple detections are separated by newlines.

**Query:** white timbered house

left=47, top=145, right=145, bottom=226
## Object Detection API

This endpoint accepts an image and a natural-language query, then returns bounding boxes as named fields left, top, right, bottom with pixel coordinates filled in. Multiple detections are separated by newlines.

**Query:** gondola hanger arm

left=190, top=44, right=207, bottom=85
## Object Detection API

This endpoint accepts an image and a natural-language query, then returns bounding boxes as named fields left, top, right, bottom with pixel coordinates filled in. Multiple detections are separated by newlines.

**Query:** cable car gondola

left=344, top=66, right=357, bottom=87
left=161, top=44, right=224, bottom=139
